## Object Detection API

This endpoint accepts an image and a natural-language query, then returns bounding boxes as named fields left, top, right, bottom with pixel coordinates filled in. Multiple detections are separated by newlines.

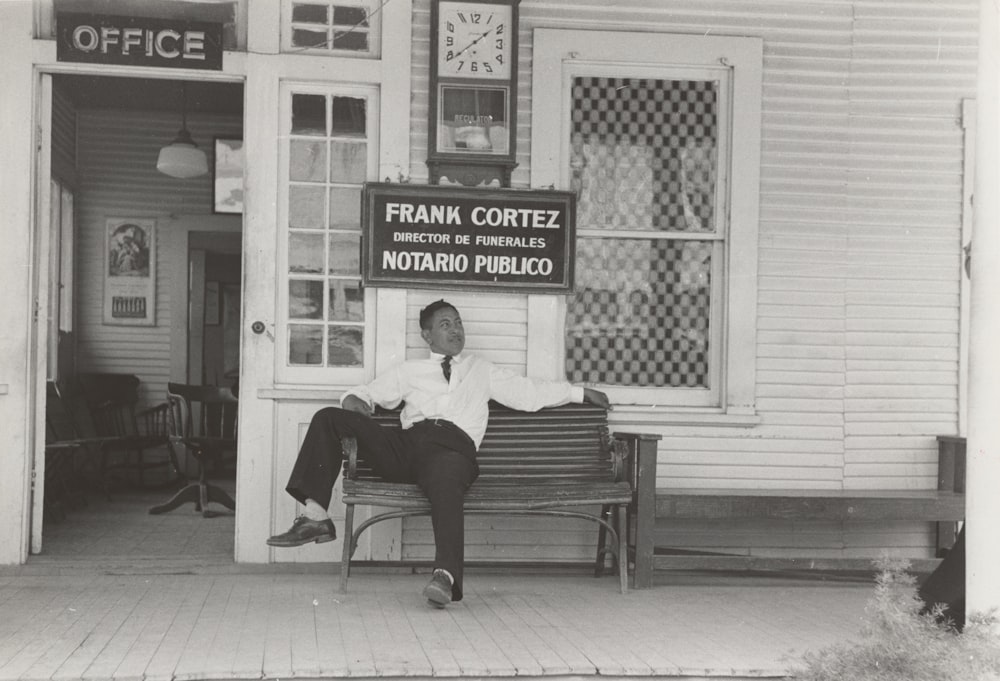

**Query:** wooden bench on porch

left=628, top=434, right=966, bottom=588
left=338, top=402, right=644, bottom=593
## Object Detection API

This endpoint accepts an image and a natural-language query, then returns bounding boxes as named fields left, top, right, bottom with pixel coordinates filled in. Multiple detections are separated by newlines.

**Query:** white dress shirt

left=342, top=352, right=585, bottom=448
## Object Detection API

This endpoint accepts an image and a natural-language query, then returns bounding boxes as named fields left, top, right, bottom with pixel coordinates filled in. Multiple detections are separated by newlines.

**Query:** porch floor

left=1, top=483, right=874, bottom=681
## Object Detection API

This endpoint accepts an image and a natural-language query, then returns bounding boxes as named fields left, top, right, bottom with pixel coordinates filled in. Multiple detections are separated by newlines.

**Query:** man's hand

left=342, top=394, right=373, bottom=416
left=582, top=388, right=611, bottom=411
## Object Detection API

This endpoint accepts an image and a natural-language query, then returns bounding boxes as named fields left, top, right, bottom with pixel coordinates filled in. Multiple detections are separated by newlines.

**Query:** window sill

left=257, top=386, right=346, bottom=402
left=610, top=405, right=760, bottom=428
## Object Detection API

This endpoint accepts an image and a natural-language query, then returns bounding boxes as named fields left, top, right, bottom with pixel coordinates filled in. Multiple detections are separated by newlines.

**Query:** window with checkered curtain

left=566, top=77, right=720, bottom=388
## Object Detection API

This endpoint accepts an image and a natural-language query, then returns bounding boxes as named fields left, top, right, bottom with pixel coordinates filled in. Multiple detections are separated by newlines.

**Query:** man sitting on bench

left=267, top=299, right=610, bottom=608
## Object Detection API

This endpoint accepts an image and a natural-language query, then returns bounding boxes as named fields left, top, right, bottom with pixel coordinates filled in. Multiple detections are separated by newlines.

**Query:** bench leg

left=595, top=504, right=611, bottom=577
left=339, top=504, right=356, bottom=593
left=617, top=503, right=628, bottom=593
left=936, top=520, right=959, bottom=557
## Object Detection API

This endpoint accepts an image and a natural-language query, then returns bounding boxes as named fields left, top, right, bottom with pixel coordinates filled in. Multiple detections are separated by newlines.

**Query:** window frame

left=281, top=0, right=382, bottom=58
left=530, top=29, right=761, bottom=415
left=276, top=80, right=380, bottom=385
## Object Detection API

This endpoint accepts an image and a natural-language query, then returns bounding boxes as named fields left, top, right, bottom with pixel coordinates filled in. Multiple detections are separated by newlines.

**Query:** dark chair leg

left=339, top=504, right=356, bottom=593
left=617, top=503, right=628, bottom=593
left=595, top=503, right=611, bottom=577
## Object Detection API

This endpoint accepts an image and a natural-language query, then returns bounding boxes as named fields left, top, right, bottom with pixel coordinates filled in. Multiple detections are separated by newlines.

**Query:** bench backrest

left=350, top=402, right=616, bottom=484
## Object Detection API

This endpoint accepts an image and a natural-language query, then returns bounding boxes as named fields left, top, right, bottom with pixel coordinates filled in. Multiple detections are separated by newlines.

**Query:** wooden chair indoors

left=149, top=383, right=238, bottom=518
left=44, top=381, right=93, bottom=520
left=76, top=373, right=173, bottom=488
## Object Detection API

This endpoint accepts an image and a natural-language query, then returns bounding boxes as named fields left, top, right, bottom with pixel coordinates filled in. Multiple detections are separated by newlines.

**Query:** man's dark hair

left=419, top=299, right=457, bottom=330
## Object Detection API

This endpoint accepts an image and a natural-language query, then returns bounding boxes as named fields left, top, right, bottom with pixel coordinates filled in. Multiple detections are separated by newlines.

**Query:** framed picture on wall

left=213, top=137, right=244, bottom=214
left=103, top=217, right=156, bottom=326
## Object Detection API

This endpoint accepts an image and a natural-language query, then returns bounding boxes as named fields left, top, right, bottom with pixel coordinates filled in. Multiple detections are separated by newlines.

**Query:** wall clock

left=427, top=0, right=520, bottom=187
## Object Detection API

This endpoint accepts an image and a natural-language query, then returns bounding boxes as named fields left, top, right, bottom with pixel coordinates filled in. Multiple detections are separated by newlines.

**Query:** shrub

left=789, top=557, right=1000, bottom=681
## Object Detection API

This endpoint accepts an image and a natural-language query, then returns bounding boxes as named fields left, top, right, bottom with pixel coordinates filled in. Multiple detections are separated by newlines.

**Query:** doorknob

left=251, top=321, right=266, bottom=334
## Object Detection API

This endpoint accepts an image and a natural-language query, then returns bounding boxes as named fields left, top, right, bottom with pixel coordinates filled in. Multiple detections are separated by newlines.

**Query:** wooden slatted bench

left=629, top=435, right=966, bottom=588
left=339, top=402, right=642, bottom=593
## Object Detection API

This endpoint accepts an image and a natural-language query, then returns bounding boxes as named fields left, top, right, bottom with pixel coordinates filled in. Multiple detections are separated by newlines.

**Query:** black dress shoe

left=422, top=569, right=453, bottom=608
left=266, top=516, right=336, bottom=547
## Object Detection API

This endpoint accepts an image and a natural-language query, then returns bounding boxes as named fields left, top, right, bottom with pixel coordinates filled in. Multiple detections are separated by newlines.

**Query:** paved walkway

left=1, top=482, right=874, bottom=680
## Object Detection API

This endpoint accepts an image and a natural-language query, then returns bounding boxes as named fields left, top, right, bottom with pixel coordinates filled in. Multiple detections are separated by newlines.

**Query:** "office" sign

left=362, top=183, right=576, bottom=293
left=56, top=12, right=223, bottom=70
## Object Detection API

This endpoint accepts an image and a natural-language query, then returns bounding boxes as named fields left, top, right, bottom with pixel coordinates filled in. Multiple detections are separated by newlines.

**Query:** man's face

left=421, top=306, right=465, bottom=356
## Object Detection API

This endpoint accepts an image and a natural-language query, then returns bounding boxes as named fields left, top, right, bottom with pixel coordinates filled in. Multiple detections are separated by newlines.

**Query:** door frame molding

left=164, top=217, right=243, bottom=385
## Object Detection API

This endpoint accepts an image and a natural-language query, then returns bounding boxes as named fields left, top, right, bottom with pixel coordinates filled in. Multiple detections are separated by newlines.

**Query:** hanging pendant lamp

left=157, top=82, right=209, bottom=179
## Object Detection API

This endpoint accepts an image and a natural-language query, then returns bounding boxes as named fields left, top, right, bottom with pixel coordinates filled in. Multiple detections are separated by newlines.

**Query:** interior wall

left=75, top=105, right=242, bottom=408
left=52, top=82, right=78, bottom=383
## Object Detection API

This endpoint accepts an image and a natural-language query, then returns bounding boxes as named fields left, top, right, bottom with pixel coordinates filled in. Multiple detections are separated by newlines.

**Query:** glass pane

left=290, top=140, right=328, bottom=182
left=289, top=279, right=324, bottom=319
left=289, top=185, right=326, bottom=229
left=566, top=238, right=712, bottom=387
left=291, top=94, right=326, bottom=135
left=439, top=86, right=508, bottom=155
left=329, top=142, right=367, bottom=183
left=293, top=29, right=329, bottom=48
left=328, top=234, right=360, bottom=274
left=293, top=3, right=329, bottom=22
left=289, top=325, right=323, bottom=365
left=332, top=30, right=369, bottom=51
left=570, top=77, right=718, bottom=233
left=328, top=280, right=364, bottom=321
left=333, top=6, right=369, bottom=26
left=328, top=326, right=363, bottom=366
left=331, top=96, right=366, bottom=136
left=329, top=187, right=361, bottom=229
left=289, top=233, right=325, bottom=273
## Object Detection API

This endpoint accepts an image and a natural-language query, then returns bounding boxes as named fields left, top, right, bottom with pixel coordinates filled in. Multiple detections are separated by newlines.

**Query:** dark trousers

left=286, top=407, right=478, bottom=600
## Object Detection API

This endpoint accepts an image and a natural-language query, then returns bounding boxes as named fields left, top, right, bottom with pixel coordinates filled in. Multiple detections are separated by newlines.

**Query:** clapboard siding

left=75, top=109, right=242, bottom=408
left=364, top=1, right=969, bottom=562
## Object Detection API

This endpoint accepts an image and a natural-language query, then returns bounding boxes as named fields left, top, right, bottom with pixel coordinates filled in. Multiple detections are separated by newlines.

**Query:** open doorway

left=35, top=73, right=244, bottom=566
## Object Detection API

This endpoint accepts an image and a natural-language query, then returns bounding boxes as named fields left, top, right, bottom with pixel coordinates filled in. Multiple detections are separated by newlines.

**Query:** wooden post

left=967, top=0, right=1000, bottom=621
left=627, top=434, right=661, bottom=589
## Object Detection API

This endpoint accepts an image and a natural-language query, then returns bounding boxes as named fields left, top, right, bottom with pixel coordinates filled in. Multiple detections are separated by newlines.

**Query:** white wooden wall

left=41, top=1, right=978, bottom=565
left=399, top=0, right=978, bottom=561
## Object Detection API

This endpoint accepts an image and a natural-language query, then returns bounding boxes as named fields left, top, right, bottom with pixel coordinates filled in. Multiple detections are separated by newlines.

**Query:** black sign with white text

left=362, top=184, right=575, bottom=293
left=56, top=12, right=223, bottom=70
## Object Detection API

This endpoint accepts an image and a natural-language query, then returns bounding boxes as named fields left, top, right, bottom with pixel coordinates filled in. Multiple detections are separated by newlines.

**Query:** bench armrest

left=611, top=431, right=661, bottom=482
left=343, top=435, right=359, bottom=480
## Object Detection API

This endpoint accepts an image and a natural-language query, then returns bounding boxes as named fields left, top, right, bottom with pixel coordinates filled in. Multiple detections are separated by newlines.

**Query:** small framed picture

left=213, top=137, right=244, bottom=214
left=103, top=217, right=156, bottom=326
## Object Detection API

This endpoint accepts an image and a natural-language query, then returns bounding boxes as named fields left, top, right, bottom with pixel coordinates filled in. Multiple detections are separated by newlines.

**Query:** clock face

left=437, top=1, right=512, bottom=80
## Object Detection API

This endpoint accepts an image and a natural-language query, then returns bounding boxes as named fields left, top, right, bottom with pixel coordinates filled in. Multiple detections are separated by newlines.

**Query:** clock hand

left=452, top=24, right=499, bottom=60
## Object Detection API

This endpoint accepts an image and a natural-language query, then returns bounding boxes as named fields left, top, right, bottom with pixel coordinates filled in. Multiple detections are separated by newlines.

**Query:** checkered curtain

left=566, top=77, right=717, bottom=388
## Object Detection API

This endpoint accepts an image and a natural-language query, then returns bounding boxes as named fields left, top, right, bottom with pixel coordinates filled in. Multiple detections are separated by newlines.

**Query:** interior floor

left=35, top=464, right=235, bottom=564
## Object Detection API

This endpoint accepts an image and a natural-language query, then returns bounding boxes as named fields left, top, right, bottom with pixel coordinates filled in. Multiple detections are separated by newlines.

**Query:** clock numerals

left=437, top=3, right=513, bottom=79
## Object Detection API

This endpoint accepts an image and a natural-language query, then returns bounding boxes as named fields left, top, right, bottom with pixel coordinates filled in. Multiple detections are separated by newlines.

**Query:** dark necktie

left=441, top=355, right=452, bottom=382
